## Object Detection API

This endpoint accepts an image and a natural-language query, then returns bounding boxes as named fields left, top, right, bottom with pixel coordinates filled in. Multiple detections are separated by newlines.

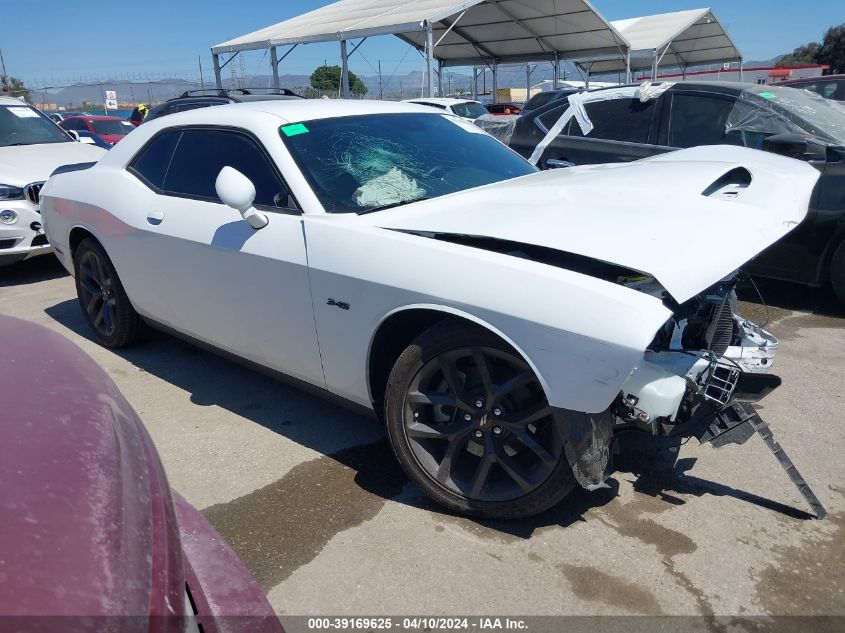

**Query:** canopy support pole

left=625, top=50, right=631, bottom=84
left=739, top=58, right=744, bottom=82
left=425, top=22, right=435, bottom=98
left=270, top=47, right=280, bottom=90
left=492, top=63, right=498, bottom=103
left=553, top=54, right=560, bottom=89
left=437, top=60, right=444, bottom=97
left=212, top=53, right=222, bottom=89
left=340, top=39, right=350, bottom=98
left=525, top=64, right=533, bottom=101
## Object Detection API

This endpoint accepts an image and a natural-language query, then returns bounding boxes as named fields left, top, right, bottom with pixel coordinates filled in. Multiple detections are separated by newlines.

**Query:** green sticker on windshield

left=759, top=92, right=777, bottom=100
left=281, top=123, right=309, bottom=137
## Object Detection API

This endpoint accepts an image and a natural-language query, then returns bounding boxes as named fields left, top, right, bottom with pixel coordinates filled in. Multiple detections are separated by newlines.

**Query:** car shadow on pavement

left=0, top=256, right=68, bottom=287
left=45, top=297, right=814, bottom=548
left=738, top=277, right=844, bottom=321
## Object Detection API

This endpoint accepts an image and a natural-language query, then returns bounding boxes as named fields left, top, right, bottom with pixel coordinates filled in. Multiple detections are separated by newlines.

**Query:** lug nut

left=474, top=430, right=483, bottom=438
left=492, top=426, right=503, bottom=436
left=474, top=399, right=484, bottom=408
left=464, top=413, right=473, bottom=422
left=493, top=407, right=502, bottom=416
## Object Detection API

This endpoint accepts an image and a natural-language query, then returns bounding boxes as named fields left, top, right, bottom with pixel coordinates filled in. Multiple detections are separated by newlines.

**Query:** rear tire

left=831, top=240, right=845, bottom=307
left=73, top=238, right=144, bottom=348
left=384, top=319, right=576, bottom=519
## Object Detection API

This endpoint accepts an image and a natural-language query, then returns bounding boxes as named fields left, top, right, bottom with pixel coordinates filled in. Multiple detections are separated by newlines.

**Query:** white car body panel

left=39, top=99, right=818, bottom=419
left=372, top=145, right=819, bottom=304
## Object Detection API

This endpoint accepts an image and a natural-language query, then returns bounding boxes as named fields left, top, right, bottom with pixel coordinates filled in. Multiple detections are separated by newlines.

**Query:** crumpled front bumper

left=622, top=315, right=779, bottom=425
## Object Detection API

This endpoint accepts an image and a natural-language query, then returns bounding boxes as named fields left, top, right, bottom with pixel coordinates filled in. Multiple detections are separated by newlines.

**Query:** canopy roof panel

left=581, top=8, right=740, bottom=74
left=212, top=0, right=630, bottom=65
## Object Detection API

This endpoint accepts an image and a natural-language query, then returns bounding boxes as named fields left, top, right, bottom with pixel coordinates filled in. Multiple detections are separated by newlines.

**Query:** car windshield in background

left=280, top=113, right=537, bottom=214
left=451, top=102, right=489, bottom=119
left=741, top=85, right=845, bottom=145
left=91, top=119, right=134, bottom=135
left=0, top=105, right=71, bottom=147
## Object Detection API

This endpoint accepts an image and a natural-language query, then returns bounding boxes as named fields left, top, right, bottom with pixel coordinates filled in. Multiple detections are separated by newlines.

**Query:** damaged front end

left=557, top=273, right=824, bottom=517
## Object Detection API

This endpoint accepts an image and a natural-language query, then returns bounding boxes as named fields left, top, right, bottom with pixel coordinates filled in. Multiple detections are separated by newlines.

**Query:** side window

left=569, top=98, right=657, bottom=143
left=537, top=103, right=569, bottom=132
left=163, top=129, right=289, bottom=208
left=129, top=130, right=182, bottom=189
left=668, top=94, right=736, bottom=148
left=63, top=119, right=84, bottom=131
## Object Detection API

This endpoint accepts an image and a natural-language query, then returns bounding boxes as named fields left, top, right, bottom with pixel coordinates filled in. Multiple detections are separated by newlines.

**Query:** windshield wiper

left=358, top=197, right=433, bottom=215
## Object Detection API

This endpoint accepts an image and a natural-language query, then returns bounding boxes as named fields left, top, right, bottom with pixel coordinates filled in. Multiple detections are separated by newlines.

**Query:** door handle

left=545, top=158, right=575, bottom=169
left=146, top=210, right=165, bottom=225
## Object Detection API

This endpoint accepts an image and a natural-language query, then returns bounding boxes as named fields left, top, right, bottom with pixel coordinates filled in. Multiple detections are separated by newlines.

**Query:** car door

left=529, top=96, right=668, bottom=168
left=662, top=90, right=824, bottom=283
left=122, top=126, right=325, bottom=387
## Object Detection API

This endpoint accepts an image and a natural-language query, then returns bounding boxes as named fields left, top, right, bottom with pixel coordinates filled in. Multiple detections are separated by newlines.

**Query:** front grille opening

left=25, top=182, right=44, bottom=207
left=704, top=365, right=740, bottom=406
left=0, top=238, right=18, bottom=250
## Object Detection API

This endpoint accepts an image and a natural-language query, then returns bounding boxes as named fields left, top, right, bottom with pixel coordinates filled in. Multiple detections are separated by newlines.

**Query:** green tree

left=817, top=23, right=845, bottom=73
left=777, top=42, right=821, bottom=67
left=0, top=75, right=29, bottom=101
left=310, top=65, right=368, bottom=95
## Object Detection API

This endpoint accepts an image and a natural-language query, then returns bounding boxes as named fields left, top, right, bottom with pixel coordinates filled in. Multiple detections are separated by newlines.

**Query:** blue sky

left=1, top=0, right=841, bottom=86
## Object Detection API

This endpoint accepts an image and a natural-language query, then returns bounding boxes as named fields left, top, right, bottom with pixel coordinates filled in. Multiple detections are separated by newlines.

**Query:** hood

left=0, top=142, right=106, bottom=185
left=369, top=145, right=820, bottom=303
left=0, top=315, right=184, bottom=616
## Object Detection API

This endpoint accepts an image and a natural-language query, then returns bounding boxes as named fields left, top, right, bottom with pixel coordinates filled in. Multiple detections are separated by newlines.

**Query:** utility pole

left=378, top=60, right=383, bottom=100
left=198, top=55, right=205, bottom=91
left=0, top=48, right=8, bottom=95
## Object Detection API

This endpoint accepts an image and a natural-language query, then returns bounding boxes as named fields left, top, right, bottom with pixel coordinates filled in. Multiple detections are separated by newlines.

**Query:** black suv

left=509, top=81, right=845, bottom=303
left=144, top=88, right=304, bottom=123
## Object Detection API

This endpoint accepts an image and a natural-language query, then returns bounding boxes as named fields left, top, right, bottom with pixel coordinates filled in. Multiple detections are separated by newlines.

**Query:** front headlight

left=0, top=209, right=17, bottom=224
left=0, top=184, right=25, bottom=201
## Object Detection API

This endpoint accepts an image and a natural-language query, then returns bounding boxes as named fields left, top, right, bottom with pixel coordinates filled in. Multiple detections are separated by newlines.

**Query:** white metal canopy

left=211, top=0, right=630, bottom=97
left=578, top=8, right=740, bottom=76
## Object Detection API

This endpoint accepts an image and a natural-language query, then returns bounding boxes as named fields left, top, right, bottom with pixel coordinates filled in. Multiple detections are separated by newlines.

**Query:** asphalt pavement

left=1, top=256, right=843, bottom=623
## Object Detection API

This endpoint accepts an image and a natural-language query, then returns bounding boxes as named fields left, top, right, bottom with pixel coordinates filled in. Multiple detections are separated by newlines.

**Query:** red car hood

left=0, top=316, right=184, bottom=616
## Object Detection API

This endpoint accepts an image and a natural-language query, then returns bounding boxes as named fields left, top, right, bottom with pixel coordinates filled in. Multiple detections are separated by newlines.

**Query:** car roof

left=65, top=114, right=127, bottom=121
left=403, top=97, right=480, bottom=106
left=780, top=74, right=845, bottom=84
left=98, top=99, right=444, bottom=167
left=0, top=96, right=30, bottom=106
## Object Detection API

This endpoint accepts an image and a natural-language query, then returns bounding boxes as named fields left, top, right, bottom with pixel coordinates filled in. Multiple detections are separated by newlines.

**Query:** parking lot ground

left=1, top=257, right=844, bottom=621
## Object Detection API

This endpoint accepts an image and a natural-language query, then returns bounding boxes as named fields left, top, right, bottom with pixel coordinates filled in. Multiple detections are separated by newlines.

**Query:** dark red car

left=778, top=74, right=845, bottom=101
left=0, top=315, right=282, bottom=633
left=59, top=114, right=136, bottom=144
left=485, top=102, right=522, bottom=115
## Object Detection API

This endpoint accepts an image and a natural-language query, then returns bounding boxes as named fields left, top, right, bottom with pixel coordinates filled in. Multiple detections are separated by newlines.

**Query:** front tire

left=384, top=320, right=576, bottom=519
left=73, top=238, right=144, bottom=348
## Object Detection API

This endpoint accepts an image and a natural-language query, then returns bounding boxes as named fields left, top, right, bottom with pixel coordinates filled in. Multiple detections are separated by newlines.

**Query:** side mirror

left=66, top=129, right=81, bottom=142
left=545, top=158, right=575, bottom=169
left=762, top=133, right=808, bottom=159
left=215, top=166, right=268, bottom=229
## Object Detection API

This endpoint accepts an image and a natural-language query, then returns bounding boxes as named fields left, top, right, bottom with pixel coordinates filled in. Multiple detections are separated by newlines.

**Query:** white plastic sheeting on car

left=473, top=114, right=520, bottom=144
left=527, top=82, right=674, bottom=165
left=726, top=85, right=845, bottom=146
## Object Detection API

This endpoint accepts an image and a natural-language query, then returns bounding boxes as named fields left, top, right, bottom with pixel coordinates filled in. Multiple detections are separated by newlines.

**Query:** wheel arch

left=365, top=304, right=551, bottom=418
left=68, top=225, right=99, bottom=259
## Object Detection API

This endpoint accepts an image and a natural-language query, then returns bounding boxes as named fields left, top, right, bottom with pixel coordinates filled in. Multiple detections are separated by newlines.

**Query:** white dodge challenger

left=41, top=100, right=819, bottom=518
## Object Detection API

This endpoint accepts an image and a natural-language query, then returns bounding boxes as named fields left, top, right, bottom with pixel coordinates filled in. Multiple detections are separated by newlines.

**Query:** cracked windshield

left=279, top=113, right=537, bottom=213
